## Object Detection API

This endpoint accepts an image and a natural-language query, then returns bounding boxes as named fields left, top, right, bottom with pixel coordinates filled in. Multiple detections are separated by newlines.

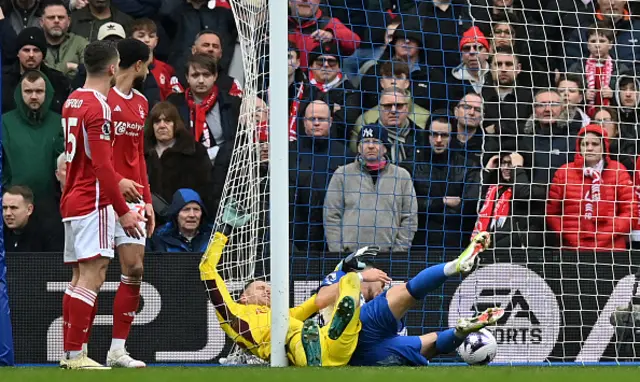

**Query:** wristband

left=358, top=273, right=364, bottom=282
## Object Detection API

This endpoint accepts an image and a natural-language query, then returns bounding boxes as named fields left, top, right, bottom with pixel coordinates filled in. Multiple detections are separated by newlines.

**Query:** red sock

left=112, top=275, right=141, bottom=341
left=67, top=286, right=97, bottom=352
left=62, top=284, right=74, bottom=352
left=84, top=301, right=98, bottom=345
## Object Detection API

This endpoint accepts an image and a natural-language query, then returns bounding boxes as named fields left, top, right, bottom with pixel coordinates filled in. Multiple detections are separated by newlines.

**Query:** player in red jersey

left=60, top=41, right=145, bottom=370
left=105, top=38, right=154, bottom=368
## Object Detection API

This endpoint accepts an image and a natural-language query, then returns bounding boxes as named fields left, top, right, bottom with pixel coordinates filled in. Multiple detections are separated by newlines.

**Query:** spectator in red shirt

left=130, top=18, right=183, bottom=101
left=547, top=124, right=633, bottom=251
left=288, top=0, right=360, bottom=71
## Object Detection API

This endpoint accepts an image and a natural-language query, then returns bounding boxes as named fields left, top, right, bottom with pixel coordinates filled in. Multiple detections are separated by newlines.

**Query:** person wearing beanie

left=324, top=123, right=418, bottom=253
left=446, top=26, right=492, bottom=107
left=2, top=27, right=71, bottom=115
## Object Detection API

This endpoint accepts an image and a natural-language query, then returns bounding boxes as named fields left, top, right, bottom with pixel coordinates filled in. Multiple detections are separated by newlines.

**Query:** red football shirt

left=108, top=87, right=152, bottom=204
left=61, top=88, right=129, bottom=219
left=151, top=59, right=183, bottom=101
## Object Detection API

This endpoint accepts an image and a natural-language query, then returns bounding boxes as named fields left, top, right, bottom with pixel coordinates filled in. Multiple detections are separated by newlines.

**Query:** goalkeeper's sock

left=62, top=283, right=74, bottom=351
left=111, top=275, right=141, bottom=350
left=67, top=286, right=97, bottom=352
left=405, top=263, right=448, bottom=300
left=435, top=328, right=465, bottom=354
left=84, top=300, right=98, bottom=347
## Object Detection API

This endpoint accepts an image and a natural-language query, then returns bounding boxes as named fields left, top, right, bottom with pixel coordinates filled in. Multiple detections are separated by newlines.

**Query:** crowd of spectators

left=2, top=0, right=640, bottom=255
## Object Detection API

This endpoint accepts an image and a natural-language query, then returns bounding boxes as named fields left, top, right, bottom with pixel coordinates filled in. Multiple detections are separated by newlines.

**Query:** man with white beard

left=41, top=0, right=89, bottom=80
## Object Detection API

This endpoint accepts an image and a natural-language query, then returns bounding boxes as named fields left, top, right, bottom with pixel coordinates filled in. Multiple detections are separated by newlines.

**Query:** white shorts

left=115, top=201, right=147, bottom=247
left=64, top=206, right=115, bottom=264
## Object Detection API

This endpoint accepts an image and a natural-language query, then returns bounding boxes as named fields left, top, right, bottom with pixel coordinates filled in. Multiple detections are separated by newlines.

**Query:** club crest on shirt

left=101, top=120, right=112, bottom=140
left=138, top=104, right=146, bottom=119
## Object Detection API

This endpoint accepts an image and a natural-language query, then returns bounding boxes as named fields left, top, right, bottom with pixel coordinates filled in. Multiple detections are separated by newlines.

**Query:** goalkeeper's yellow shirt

left=200, top=232, right=318, bottom=364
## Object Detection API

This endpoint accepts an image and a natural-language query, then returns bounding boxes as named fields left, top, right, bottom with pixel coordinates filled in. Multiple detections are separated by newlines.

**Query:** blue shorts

left=349, top=291, right=429, bottom=366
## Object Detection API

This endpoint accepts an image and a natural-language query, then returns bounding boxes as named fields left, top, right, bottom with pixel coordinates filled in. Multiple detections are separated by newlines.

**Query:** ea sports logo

left=448, top=264, right=560, bottom=363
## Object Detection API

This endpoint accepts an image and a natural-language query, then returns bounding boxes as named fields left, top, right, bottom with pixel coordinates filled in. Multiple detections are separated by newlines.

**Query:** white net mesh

left=204, top=0, right=272, bottom=365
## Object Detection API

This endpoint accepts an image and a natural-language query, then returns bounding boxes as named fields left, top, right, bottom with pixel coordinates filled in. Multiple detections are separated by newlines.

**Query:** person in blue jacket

left=147, top=188, right=213, bottom=252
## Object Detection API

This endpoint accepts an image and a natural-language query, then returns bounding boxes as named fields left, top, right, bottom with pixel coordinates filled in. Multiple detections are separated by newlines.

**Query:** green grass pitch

left=0, top=367, right=637, bottom=382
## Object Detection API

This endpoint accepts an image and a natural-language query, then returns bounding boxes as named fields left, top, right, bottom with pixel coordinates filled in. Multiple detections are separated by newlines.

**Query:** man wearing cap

left=41, top=0, right=89, bottom=80
left=306, top=41, right=361, bottom=137
left=147, top=188, right=213, bottom=253
left=2, top=26, right=71, bottom=114
left=447, top=26, right=492, bottom=105
left=70, top=0, right=132, bottom=42
left=324, top=124, right=418, bottom=253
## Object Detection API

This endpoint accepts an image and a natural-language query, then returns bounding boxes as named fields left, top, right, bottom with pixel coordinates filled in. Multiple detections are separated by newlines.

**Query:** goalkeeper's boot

left=106, top=348, right=147, bottom=368
left=60, top=352, right=111, bottom=370
left=455, top=307, right=505, bottom=336
left=455, top=231, right=491, bottom=274
left=301, top=319, right=322, bottom=367
left=327, top=272, right=360, bottom=340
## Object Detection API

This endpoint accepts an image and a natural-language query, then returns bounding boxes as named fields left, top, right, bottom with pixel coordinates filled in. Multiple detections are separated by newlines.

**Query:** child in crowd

left=569, top=22, right=628, bottom=117
left=130, top=18, right=183, bottom=101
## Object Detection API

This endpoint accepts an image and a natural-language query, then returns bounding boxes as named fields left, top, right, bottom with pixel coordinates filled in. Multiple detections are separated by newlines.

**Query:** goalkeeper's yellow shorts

left=288, top=273, right=362, bottom=366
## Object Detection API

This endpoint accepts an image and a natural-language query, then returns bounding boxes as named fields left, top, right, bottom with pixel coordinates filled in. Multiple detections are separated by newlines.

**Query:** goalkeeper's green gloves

left=221, top=199, right=251, bottom=228
left=334, top=245, right=381, bottom=272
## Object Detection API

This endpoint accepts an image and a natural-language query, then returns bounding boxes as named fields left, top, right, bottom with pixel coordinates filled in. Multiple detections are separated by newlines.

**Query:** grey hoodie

left=323, top=159, right=418, bottom=252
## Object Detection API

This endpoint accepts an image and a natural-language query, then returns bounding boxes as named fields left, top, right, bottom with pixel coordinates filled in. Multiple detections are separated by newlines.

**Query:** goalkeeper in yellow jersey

left=199, top=202, right=362, bottom=366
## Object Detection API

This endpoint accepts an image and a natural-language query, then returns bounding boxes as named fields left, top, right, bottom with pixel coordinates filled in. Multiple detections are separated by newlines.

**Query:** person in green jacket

left=2, top=70, right=65, bottom=216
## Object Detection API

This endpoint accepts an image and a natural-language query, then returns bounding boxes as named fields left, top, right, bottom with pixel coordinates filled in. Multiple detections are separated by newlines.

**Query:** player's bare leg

left=387, top=232, right=491, bottom=320
left=419, top=307, right=505, bottom=360
left=107, top=243, right=146, bottom=368
left=61, top=257, right=110, bottom=370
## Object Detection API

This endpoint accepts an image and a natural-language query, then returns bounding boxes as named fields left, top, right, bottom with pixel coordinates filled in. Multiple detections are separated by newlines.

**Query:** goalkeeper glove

left=334, top=245, right=381, bottom=272
left=221, top=199, right=251, bottom=228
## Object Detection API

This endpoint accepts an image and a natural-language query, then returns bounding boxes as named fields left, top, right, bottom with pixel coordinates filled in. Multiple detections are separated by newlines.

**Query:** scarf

left=385, top=123, right=412, bottom=162
left=583, top=160, right=604, bottom=220
left=288, top=82, right=305, bottom=142
left=473, top=185, right=513, bottom=236
left=585, top=57, right=613, bottom=116
left=185, top=86, right=219, bottom=148
left=308, top=71, right=343, bottom=93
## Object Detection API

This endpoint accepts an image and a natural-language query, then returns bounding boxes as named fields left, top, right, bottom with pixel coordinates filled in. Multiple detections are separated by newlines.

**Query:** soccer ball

left=457, top=328, right=497, bottom=365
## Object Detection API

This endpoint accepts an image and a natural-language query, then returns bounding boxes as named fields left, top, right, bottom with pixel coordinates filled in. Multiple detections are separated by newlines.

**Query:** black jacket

left=290, top=129, right=355, bottom=251
left=408, top=147, right=478, bottom=249
left=304, top=76, right=361, bottom=140
left=482, top=85, right=534, bottom=139
left=2, top=62, right=70, bottom=114
left=4, top=217, right=63, bottom=253
left=144, top=128, right=215, bottom=225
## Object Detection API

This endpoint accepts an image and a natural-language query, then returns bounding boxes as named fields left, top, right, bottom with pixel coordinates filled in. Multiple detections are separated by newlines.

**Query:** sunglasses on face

left=314, top=57, right=338, bottom=67
left=461, top=45, right=485, bottom=53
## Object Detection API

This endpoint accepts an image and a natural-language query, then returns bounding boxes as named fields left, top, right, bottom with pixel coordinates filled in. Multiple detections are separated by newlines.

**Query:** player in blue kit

left=317, top=232, right=504, bottom=366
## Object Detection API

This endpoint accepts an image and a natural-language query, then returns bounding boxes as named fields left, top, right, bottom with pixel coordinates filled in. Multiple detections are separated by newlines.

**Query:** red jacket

left=547, top=124, right=633, bottom=250
left=150, top=59, right=183, bottom=101
left=288, top=9, right=360, bottom=71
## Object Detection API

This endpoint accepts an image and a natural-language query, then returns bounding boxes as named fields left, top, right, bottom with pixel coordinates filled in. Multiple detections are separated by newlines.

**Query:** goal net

left=207, top=0, right=640, bottom=367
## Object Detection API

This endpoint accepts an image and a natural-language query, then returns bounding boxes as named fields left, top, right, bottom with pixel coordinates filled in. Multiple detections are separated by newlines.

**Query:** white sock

left=110, top=338, right=126, bottom=352
left=443, top=260, right=458, bottom=276
left=68, top=350, right=83, bottom=359
left=82, top=343, right=88, bottom=353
